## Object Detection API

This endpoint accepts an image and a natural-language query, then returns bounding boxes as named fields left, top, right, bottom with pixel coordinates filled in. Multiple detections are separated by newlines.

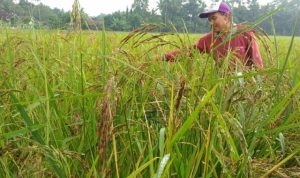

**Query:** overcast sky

left=27, top=0, right=273, bottom=17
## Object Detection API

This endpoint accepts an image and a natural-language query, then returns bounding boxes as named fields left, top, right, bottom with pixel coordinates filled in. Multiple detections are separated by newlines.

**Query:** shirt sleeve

left=195, top=36, right=207, bottom=53
left=247, top=32, right=264, bottom=68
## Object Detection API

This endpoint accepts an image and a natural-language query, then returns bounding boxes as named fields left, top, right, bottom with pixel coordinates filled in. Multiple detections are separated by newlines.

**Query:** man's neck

left=215, top=24, right=233, bottom=36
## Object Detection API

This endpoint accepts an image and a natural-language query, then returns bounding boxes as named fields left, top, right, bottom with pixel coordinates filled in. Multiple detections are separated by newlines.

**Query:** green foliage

left=100, top=0, right=299, bottom=35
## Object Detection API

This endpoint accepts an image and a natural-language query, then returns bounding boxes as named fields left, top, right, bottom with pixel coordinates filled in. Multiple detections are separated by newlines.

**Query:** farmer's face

left=208, top=12, right=230, bottom=33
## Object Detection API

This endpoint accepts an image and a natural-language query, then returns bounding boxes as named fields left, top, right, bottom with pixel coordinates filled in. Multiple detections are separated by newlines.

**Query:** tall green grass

left=1, top=6, right=300, bottom=178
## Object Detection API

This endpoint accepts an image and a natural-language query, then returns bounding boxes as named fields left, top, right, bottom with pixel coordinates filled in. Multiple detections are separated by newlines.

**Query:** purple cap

left=199, top=2, right=231, bottom=18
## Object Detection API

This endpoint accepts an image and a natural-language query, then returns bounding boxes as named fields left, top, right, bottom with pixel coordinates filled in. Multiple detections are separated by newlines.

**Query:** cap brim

left=199, top=10, right=218, bottom=18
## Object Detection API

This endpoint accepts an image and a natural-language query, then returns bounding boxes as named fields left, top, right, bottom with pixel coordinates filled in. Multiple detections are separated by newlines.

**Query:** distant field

left=0, top=28, right=300, bottom=177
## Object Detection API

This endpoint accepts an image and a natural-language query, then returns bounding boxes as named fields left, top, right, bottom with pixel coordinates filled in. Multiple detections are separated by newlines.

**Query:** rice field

left=0, top=26, right=300, bottom=177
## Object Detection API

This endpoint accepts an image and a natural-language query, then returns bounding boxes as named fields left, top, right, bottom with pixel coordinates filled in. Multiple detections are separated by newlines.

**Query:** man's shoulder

left=198, top=32, right=213, bottom=42
left=201, top=32, right=213, bottom=38
left=234, top=24, right=255, bottom=36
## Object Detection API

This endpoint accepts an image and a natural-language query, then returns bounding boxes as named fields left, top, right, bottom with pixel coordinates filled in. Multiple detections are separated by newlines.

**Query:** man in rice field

left=164, top=2, right=264, bottom=69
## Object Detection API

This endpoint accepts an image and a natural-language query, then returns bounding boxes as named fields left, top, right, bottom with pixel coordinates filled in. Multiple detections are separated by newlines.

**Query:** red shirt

left=165, top=29, right=264, bottom=68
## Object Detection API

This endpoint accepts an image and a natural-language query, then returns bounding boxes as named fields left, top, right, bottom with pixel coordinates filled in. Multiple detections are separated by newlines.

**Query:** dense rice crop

left=0, top=23, right=300, bottom=177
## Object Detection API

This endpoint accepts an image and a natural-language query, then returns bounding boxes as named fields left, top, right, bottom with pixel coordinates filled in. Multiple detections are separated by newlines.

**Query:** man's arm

left=164, top=49, right=181, bottom=62
left=163, top=33, right=211, bottom=61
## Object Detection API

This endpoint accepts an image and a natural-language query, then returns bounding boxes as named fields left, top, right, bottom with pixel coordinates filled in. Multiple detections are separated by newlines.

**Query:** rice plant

left=0, top=4, right=300, bottom=178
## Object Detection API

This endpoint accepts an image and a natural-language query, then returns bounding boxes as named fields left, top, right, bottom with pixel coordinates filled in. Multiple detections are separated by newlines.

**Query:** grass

left=1, top=17, right=300, bottom=178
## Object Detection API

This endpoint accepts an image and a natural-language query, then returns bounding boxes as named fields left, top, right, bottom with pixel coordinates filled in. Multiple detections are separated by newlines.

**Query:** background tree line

left=0, top=0, right=299, bottom=35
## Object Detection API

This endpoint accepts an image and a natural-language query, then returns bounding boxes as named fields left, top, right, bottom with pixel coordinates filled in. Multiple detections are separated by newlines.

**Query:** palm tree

left=71, top=0, right=81, bottom=31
